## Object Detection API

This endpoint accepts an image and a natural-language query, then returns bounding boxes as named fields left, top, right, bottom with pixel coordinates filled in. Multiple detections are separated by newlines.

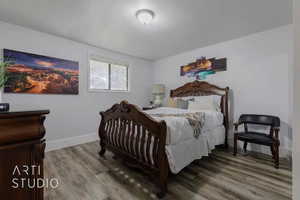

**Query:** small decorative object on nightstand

left=143, top=106, right=156, bottom=111
left=233, top=114, right=280, bottom=169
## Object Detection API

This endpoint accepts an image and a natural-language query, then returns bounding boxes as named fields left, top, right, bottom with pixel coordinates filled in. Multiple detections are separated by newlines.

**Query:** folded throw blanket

left=150, top=112, right=205, bottom=138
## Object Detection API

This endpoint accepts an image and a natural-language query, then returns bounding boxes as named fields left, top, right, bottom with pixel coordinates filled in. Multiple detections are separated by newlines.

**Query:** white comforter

left=145, top=107, right=224, bottom=145
left=144, top=107, right=225, bottom=173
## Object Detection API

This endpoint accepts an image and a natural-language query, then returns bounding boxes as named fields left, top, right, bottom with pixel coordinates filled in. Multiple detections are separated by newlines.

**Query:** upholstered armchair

left=233, top=114, right=280, bottom=168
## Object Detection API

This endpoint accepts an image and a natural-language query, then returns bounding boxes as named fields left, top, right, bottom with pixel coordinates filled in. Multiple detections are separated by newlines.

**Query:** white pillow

left=193, top=95, right=221, bottom=111
left=188, top=97, right=219, bottom=111
left=174, top=96, right=195, bottom=101
left=212, top=95, right=222, bottom=107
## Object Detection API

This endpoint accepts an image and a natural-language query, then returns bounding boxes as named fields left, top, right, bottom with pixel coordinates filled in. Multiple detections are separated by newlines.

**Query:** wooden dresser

left=0, top=109, right=50, bottom=200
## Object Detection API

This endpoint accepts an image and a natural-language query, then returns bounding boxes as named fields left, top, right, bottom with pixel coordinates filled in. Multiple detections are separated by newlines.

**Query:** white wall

left=0, top=20, right=294, bottom=159
left=293, top=0, right=300, bottom=198
left=0, top=21, right=154, bottom=151
left=153, top=25, right=293, bottom=157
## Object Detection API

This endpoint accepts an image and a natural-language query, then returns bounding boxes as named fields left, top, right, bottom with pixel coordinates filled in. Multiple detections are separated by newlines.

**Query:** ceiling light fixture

left=136, top=9, right=155, bottom=25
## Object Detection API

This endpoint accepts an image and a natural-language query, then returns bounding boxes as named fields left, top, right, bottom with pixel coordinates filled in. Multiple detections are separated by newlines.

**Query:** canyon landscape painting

left=3, top=49, right=79, bottom=94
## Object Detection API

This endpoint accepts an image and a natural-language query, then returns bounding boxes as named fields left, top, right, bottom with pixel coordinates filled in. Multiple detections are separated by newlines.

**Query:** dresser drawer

left=0, top=116, right=46, bottom=145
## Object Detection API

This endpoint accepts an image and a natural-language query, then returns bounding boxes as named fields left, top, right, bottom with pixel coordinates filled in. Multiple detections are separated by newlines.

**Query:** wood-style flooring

left=44, top=141, right=292, bottom=200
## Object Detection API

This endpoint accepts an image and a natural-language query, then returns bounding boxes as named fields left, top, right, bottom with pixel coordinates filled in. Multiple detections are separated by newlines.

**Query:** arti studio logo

left=11, top=165, right=59, bottom=189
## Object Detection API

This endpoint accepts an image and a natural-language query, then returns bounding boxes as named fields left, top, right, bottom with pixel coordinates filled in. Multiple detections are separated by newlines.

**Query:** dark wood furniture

left=0, top=109, right=49, bottom=200
left=233, top=114, right=281, bottom=168
left=98, top=81, right=229, bottom=198
left=142, top=106, right=157, bottom=111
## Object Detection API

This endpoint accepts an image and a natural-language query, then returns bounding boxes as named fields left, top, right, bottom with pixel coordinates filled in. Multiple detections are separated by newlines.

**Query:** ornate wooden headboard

left=170, top=80, right=230, bottom=148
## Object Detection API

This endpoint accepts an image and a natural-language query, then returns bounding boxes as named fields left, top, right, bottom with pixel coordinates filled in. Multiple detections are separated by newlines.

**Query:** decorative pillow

left=176, top=99, right=189, bottom=109
left=167, top=98, right=177, bottom=108
left=177, top=96, right=195, bottom=102
left=188, top=98, right=218, bottom=111
left=166, top=98, right=189, bottom=109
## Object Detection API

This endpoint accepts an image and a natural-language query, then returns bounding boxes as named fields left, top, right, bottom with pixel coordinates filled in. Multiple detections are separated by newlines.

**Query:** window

left=89, top=59, right=128, bottom=91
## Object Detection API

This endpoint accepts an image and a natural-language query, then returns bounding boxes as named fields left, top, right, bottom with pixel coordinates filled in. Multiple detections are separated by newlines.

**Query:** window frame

left=88, top=56, right=130, bottom=93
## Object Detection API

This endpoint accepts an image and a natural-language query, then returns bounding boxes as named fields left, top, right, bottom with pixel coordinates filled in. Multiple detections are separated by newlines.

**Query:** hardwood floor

left=44, top=141, right=292, bottom=200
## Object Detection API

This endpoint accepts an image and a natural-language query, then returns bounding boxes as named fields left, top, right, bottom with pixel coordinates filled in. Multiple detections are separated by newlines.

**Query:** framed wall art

left=3, top=49, right=79, bottom=95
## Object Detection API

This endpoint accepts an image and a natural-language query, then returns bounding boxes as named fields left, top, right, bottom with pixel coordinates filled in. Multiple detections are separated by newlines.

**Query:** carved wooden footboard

left=98, top=101, right=169, bottom=198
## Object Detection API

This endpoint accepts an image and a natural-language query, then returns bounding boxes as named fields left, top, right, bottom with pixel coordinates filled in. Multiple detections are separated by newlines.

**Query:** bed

left=98, top=81, right=229, bottom=198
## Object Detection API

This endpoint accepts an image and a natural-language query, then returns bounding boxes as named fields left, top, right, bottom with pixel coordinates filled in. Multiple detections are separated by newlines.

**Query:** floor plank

left=44, top=142, right=292, bottom=200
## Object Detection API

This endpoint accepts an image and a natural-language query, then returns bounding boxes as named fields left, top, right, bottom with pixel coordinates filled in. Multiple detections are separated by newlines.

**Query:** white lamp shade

left=152, top=84, right=165, bottom=94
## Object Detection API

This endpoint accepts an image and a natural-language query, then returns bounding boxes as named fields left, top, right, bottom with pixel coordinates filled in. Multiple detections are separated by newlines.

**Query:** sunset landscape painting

left=3, top=49, right=79, bottom=94
left=180, top=57, right=227, bottom=80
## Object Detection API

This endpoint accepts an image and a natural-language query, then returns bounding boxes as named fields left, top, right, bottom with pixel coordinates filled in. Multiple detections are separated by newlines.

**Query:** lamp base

left=153, top=95, right=163, bottom=107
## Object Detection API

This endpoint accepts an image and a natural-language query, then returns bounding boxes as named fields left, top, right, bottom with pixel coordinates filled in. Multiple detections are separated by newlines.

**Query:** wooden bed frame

left=98, top=81, right=229, bottom=198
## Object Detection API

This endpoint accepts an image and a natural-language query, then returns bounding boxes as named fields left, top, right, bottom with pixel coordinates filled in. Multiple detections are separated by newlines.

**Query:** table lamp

left=152, top=84, right=165, bottom=106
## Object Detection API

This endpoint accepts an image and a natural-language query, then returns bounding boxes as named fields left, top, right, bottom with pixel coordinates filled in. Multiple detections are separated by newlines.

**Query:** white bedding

left=166, top=126, right=225, bottom=173
left=145, top=107, right=224, bottom=145
left=144, top=107, right=225, bottom=174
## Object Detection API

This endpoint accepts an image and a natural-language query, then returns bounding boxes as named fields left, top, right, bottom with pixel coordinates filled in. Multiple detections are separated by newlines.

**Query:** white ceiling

left=0, top=0, right=292, bottom=61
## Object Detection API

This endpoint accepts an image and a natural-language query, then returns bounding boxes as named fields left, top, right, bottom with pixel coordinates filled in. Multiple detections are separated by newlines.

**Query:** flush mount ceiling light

left=136, top=9, right=155, bottom=25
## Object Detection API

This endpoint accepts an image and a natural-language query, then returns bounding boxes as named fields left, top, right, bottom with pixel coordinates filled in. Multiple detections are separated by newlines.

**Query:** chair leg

left=270, top=145, right=275, bottom=159
left=274, top=143, right=279, bottom=169
left=243, top=142, right=248, bottom=153
left=233, top=134, right=237, bottom=156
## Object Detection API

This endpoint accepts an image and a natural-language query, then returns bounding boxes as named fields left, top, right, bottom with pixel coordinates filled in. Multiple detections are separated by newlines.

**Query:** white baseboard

left=46, top=133, right=99, bottom=152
